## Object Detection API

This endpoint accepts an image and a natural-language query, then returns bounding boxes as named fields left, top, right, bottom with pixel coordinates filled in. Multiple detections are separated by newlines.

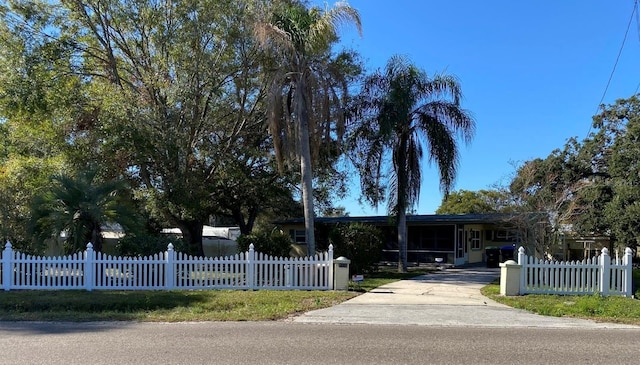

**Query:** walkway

left=294, top=266, right=638, bottom=328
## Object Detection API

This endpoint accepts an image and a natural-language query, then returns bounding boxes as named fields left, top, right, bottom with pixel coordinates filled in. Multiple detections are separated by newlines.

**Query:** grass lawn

left=480, top=269, right=640, bottom=326
left=0, top=290, right=357, bottom=322
left=0, top=266, right=430, bottom=322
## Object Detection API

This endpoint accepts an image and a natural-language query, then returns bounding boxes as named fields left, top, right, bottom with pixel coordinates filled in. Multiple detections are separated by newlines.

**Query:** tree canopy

left=436, top=189, right=510, bottom=214
left=504, top=95, right=640, bottom=250
left=0, top=0, right=362, bottom=255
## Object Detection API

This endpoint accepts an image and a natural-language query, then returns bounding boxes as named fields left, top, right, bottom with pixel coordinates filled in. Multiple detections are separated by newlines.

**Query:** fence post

left=328, top=244, right=334, bottom=290
left=599, top=247, right=610, bottom=296
left=3, top=242, right=13, bottom=291
left=165, top=243, right=175, bottom=289
left=623, top=247, right=633, bottom=297
left=333, top=256, right=351, bottom=291
left=85, top=243, right=94, bottom=292
left=500, top=258, right=522, bottom=296
left=247, top=244, right=255, bottom=290
left=517, top=247, right=526, bottom=294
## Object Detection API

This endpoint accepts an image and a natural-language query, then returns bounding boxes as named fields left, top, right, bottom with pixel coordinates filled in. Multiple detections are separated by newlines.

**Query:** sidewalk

left=294, top=266, right=638, bottom=328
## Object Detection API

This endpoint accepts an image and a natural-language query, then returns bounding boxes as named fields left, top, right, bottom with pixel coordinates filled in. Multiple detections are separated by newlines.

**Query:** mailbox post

left=333, top=256, right=351, bottom=290
left=499, top=259, right=521, bottom=296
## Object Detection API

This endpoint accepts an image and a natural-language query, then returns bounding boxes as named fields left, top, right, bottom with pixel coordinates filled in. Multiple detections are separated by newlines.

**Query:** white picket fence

left=0, top=242, right=334, bottom=291
left=518, top=246, right=633, bottom=297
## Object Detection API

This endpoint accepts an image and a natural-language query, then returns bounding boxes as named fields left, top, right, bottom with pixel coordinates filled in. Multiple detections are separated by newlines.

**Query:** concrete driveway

left=294, top=266, right=638, bottom=328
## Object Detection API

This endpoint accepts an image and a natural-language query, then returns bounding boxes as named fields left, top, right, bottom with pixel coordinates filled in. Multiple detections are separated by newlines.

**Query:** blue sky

left=316, top=0, right=640, bottom=216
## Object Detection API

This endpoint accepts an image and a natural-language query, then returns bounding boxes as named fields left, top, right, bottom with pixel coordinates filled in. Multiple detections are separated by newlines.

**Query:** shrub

left=236, top=230, right=293, bottom=257
left=330, top=223, right=383, bottom=275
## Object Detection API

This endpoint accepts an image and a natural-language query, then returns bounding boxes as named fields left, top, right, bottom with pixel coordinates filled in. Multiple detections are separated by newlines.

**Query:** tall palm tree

left=255, top=0, right=362, bottom=255
left=29, top=170, right=137, bottom=253
left=350, top=55, right=475, bottom=272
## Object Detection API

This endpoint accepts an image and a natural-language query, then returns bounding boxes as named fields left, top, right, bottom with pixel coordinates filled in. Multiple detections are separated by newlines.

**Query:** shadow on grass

left=0, top=290, right=213, bottom=326
left=0, top=290, right=211, bottom=313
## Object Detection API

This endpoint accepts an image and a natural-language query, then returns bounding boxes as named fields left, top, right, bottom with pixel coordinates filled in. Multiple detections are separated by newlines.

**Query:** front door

left=455, top=228, right=468, bottom=265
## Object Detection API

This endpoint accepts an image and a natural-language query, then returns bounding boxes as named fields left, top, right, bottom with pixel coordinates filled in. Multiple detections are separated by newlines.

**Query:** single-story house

left=275, top=214, right=529, bottom=266
left=548, top=231, right=612, bottom=261
left=45, top=225, right=241, bottom=257
left=161, top=226, right=240, bottom=257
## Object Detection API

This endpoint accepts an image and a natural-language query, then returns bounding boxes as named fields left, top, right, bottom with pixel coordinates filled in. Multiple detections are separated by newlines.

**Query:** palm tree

left=29, top=170, right=137, bottom=253
left=255, top=0, right=362, bottom=255
left=350, top=55, right=475, bottom=272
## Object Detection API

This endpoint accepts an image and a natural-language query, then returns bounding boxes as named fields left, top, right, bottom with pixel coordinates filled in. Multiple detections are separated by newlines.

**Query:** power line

left=588, top=0, right=637, bottom=137
left=637, top=0, right=640, bottom=43
left=636, top=0, right=640, bottom=94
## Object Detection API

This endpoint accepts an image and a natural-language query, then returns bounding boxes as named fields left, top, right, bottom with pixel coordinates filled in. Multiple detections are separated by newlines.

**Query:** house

left=547, top=228, right=612, bottom=261
left=161, top=226, right=240, bottom=257
left=45, top=225, right=241, bottom=257
left=275, top=214, right=528, bottom=265
left=44, top=223, right=127, bottom=256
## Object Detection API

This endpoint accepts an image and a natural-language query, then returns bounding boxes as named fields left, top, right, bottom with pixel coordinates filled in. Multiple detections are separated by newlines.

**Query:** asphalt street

left=1, top=321, right=640, bottom=364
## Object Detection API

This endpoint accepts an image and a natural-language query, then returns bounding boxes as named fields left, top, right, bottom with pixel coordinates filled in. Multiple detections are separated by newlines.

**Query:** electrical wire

left=588, top=0, right=638, bottom=137
left=635, top=0, right=640, bottom=95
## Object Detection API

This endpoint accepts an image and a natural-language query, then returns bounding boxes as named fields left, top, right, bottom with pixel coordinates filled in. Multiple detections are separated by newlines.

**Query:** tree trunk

left=178, top=220, right=204, bottom=256
left=397, top=209, right=407, bottom=273
left=297, top=79, right=316, bottom=256
left=396, top=132, right=409, bottom=273
left=90, top=227, right=103, bottom=253
left=233, top=207, right=258, bottom=235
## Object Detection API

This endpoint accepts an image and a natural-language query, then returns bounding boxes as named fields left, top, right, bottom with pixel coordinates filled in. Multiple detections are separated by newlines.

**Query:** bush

left=330, top=223, right=383, bottom=275
left=236, top=230, right=293, bottom=258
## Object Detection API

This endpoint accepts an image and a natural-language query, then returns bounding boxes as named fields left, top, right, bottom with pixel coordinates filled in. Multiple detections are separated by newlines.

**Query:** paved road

left=1, top=321, right=640, bottom=364
left=295, top=266, right=638, bottom=328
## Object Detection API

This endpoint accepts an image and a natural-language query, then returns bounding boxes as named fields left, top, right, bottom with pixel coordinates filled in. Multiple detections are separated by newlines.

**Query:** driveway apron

left=293, top=266, right=638, bottom=328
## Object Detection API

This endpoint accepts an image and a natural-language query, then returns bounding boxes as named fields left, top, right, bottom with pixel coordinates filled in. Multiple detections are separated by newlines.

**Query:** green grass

left=0, top=290, right=357, bottom=322
left=0, top=266, right=429, bottom=322
left=481, top=271, right=640, bottom=326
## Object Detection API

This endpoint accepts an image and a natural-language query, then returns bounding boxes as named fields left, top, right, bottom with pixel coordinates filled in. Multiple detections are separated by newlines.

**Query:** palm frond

left=325, top=2, right=363, bottom=37
left=418, top=73, right=463, bottom=105
left=415, top=101, right=475, bottom=144
left=309, top=3, right=361, bottom=49
left=29, top=170, right=137, bottom=253
left=254, top=16, right=296, bottom=55
left=418, top=114, right=459, bottom=193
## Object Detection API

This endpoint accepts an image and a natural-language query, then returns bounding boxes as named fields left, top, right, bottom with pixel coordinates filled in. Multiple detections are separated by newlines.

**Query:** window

left=289, top=229, right=306, bottom=245
left=470, top=230, right=481, bottom=250
left=494, top=229, right=517, bottom=242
